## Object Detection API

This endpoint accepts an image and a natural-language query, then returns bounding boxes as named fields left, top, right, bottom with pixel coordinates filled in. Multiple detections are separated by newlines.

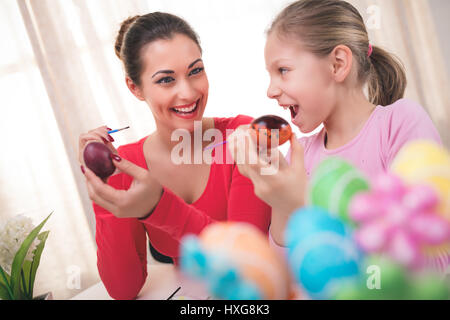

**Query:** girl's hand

left=81, top=154, right=164, bottom=219
left=78, top=126, right=120, bottom=175
left=227, top=127, right=307, bottom=214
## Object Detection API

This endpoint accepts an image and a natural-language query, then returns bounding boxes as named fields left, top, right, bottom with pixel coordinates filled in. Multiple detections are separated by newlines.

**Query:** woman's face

left=133, top=33, right=209, bottom=132
left=264, top=32, right=335, bottom=134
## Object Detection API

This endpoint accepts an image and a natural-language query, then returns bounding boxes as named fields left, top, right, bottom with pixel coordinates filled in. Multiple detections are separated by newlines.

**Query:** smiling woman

left=78, top=12, right=271, bottom=300
left=113, top=13, right=209, bottom=133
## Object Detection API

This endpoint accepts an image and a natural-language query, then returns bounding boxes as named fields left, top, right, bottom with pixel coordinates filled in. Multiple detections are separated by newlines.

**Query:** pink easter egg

left=373, top=173, right=406, bottom=200
left=402, top=184, right=439, bottom=213
left=349, top=193, right=380, bottom=223
left=388, top=229, right=422, bottom=269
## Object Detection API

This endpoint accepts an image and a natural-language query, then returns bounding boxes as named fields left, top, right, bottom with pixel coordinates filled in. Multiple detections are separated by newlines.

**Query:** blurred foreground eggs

left=180, top=222, right=292, bottom=300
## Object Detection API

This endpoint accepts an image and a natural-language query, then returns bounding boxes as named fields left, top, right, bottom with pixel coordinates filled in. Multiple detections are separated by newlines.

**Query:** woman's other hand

left=81, top=154, right=164, bottom=219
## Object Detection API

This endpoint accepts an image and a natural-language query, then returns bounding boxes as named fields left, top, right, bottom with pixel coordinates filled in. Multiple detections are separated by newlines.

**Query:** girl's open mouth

left=281, top=104, right=299, bottom=120
left=289, top=105, right=299, bottom=119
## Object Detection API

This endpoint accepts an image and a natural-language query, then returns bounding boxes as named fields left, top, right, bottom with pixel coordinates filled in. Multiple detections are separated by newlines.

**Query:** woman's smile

left=170, top=98, right=201, bottom=119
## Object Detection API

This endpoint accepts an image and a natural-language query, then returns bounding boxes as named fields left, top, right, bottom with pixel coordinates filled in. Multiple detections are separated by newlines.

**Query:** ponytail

left=367, top=45, right=407, bottom=106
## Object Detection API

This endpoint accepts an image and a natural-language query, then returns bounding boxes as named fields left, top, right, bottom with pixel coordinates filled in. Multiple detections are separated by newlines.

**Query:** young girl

left=228, top=0, right=442, bottom=246
left=78, top=13, right=271, bottom=299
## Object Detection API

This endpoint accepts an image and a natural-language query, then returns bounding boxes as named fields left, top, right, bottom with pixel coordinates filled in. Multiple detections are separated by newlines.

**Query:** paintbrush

left=107, top=126, right=130, bottom=134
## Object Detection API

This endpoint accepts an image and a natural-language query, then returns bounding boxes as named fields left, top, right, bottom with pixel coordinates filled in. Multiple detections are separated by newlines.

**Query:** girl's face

left=131, top=33, right=209, bottom=132
left=264, top=32, right=335, bottom=133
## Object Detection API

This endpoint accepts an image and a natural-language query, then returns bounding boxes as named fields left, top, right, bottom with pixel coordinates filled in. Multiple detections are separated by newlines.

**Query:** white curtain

left=1, top=0, right=448, bottom=299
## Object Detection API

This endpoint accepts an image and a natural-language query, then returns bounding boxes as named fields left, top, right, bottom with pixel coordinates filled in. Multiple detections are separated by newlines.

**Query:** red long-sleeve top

left=92, top=115, right=272, bottom=300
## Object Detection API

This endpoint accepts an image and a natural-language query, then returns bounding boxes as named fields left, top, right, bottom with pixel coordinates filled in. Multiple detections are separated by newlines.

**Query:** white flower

left=0, top=215, right=40, bottom=274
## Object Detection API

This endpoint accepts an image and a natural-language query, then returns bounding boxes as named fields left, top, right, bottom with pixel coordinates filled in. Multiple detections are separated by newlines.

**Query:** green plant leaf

left=10, top=212, right=52, bottom=299
left=0, top=281, right=12, bottom=300
left=22, top=231, right=50, bottom=299
left=0, top=264, right=11, bottom=286
left=21, top=260, right=32, bottom=299
left=0, top=265, right=13, bottom=300
left=21, top=269, right=29, bottom=298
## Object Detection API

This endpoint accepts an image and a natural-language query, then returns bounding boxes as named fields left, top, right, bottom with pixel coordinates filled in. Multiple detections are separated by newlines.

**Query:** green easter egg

left=407, top=273, right=450, bottom=300
left=308, top=157, right=369, bottom=224
left=333, top=283, right=364, bottom=300
left=362, top=255, right=409, bottom=300
left=333, top=279, right=371, bottom=300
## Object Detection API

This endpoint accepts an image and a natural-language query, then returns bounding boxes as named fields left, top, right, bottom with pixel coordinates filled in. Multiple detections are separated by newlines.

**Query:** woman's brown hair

left=115, top=12, right=202, bottom=86
left=268, top=0, right=407, bottom=106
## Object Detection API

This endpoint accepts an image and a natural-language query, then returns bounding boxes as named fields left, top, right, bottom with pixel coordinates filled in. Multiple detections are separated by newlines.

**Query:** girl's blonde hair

left=268, top=0, right=407, bottom=106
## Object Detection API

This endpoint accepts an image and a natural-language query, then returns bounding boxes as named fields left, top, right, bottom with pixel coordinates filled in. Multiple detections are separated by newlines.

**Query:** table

left=71, top=263, right=211, bottom=300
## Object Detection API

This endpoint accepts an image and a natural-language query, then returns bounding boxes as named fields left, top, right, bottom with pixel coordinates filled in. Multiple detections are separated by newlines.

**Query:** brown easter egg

left=250, top=115, right=292, bottom=149
left=83, top=142, right=115, bottom=179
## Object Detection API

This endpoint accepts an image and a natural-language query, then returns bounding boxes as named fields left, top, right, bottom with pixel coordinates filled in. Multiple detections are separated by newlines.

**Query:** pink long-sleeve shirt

left=295, top=98, right=442, bottom=179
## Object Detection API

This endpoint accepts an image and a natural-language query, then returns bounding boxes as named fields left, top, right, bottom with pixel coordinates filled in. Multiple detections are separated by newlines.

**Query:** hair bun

left=114, top=15, right=140, bottom=59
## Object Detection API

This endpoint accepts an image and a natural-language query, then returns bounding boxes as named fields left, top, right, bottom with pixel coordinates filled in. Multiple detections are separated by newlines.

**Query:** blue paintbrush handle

left=108, top=126, right=130, bottom=134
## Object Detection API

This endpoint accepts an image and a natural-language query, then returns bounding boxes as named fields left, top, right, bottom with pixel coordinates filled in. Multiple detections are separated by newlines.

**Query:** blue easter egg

left=285, top=206, right=362, bottom=299
left=285, top=207, right=349, bottom=248
left=180, top=235, right=209, bottom=278
left=180, top=235, right=262, bottom=300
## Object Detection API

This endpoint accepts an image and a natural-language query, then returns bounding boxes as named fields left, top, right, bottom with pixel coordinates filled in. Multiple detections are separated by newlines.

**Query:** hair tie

left=368, top=44, right=373, bottom=58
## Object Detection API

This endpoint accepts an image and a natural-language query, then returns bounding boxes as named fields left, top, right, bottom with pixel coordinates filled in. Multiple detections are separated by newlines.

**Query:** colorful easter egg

left=308, top=157, right=370, bottom=224
left=391, top=140, right=450, bottom=220
left=334, top=255, right=449, bottom=300
left=180, top=222, right=292, bottom=300
left=407, top=272, right=449, bottom=300
left=350, top=172, right=450, bottom=273
left=285, top=206, right=362, bottom=299
left=334, top=256, right=408, bottom=300
left=250, top=115, right=292, bottom=149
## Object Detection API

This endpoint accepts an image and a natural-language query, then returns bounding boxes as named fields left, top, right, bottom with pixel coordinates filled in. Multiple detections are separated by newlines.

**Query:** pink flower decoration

left=349, top=172, right=450, bottom=271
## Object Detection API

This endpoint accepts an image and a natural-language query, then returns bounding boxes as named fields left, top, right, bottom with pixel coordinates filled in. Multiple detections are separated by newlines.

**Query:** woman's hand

left=81, top=154, right=164, bottom=219
left=79, top=126, right=120, bottom=175
left=227, top=125, right=307, bottom=214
